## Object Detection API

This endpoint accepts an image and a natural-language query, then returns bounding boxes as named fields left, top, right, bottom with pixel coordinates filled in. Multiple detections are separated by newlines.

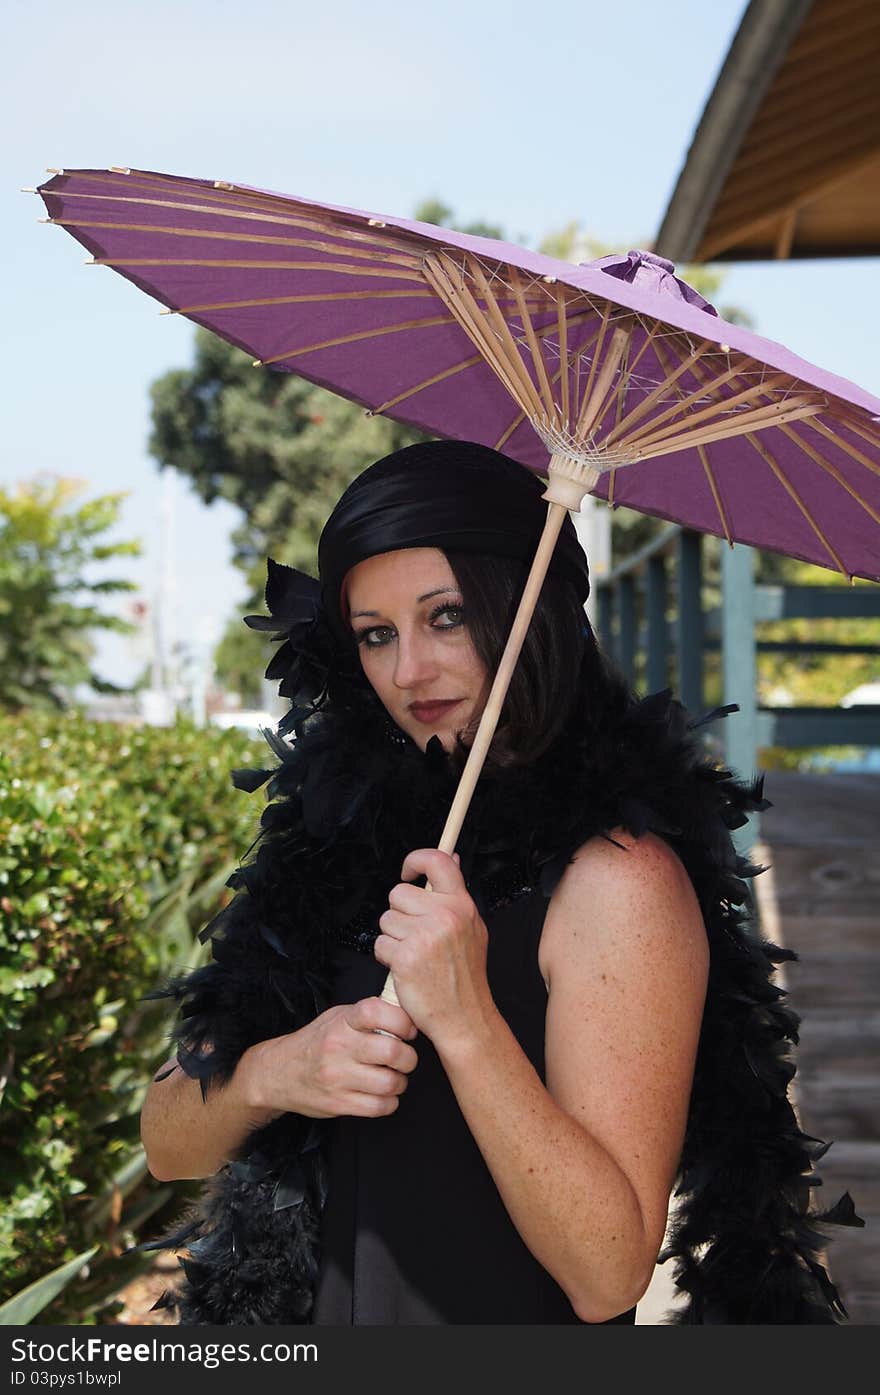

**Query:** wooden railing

left=594, top=528, right=880, bottom=834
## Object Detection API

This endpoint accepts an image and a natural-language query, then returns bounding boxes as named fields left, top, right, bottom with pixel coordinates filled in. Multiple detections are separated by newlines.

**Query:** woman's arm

left=140, top=997, right=419, bottom=1182
left=140, top=1048, right=276, bottom=1182
left=375, top=832, right=708, bottom=1323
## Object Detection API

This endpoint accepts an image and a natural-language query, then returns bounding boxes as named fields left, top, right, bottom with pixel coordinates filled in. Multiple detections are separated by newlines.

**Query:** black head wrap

left=318, top=441, right=589, bottom=639
left=247, top=441, right=590, bottom=720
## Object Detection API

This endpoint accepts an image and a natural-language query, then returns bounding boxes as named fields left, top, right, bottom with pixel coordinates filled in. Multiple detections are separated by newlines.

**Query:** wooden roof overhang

left=655, top=0, right=880, bottom=262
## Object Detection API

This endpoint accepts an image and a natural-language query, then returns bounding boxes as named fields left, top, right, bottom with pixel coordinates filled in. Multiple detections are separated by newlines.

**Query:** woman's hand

left=374, top=849, right=495, bottom=1049
left=243, top=998, right=419, bottom=1121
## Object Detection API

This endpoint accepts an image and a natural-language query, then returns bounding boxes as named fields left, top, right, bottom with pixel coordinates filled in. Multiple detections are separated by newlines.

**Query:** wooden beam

left=699, top=144, right=880, bottom=258
left=774, top=206, right=799, bottom=259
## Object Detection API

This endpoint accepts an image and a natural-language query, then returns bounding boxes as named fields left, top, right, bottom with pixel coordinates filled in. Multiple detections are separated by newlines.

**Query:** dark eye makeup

left=353, top=602, right=465, bottom=649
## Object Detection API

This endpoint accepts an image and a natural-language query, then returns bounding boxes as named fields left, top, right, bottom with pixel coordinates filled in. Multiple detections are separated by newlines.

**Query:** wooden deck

left=637, top=769, right=878, bottom=1325
left=753, top=770, right=879, bottom=1326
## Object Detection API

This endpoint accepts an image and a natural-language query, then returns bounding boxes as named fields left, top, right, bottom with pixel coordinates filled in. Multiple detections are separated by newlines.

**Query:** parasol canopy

left=35, top=166, right=880, bottom=584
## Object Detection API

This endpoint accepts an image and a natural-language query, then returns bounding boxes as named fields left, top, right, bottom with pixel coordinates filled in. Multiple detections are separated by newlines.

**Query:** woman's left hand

left=374, top=849, right=494, bottom=1048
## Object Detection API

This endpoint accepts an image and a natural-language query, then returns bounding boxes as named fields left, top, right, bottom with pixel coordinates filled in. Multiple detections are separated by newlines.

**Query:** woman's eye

left=356, top=625, right=394, bottom=648
left=432, top=605, right=464, bottom=628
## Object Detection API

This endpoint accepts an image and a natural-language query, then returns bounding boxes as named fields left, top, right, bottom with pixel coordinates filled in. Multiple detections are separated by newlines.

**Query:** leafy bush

left=0, top=711, right=260, bottom=1318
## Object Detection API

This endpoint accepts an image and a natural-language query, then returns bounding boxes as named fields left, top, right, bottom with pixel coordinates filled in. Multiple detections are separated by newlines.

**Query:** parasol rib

left=370, top=352, right=485, bottom=416
left=494, top=357, right=575, bottom=452
left=578, top=302, right=612, bottom=419
left=683, top=348, right=878, bottom=554
left=491, top=320, right=607, bottom=452
left=494, top=408, right=529, bottom=452
left=88, top=257, right=425, bottom=282
left=653, top=336, right=734, bottom=547
left=40, top=186, right=429, bottom=255
left=161, top=289, right=440, bottom=314
left=622, top=371, right=795, bottom=452
left=778, top=422, right=880, bottom=525
left=556, top=287, right=570, bottom=425
left=833, top=410, right=880, bottom=456
left=423, top=254, right=537, bottom=415
left=596, top=314, right=667, bottom=510
left=634, top=399, right=824, bottom=458
left=585, top=321, right=641, bottom=443
left=423, top=261, right=525, bottom=409
left=575, top=326, right=632, bottom=438
left=610, top=331, right=632, bottom=431
left=804, top=417, right=880, bottom=482
left=456, top=255, right=547, bottom=422
left=594, top=315, right=667, bottom=476
left=507, top=266, right=558, bottom=422
left=44, top=169, right=432, bottom=258
left=49, top=217, right=423, bottom=269
left=603, top=337, right=715, bottom=446
left=254, top=315, right=457, bottom=367
left=684, top=345, right=876, bottom=559
left=741, top=431, right=851, bottom=579
left=615, top=316, right=662, bottom=384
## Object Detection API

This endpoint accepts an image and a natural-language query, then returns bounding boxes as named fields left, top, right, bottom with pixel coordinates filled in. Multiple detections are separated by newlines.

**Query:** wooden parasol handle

left=379, top=495, right=572, bottom=1008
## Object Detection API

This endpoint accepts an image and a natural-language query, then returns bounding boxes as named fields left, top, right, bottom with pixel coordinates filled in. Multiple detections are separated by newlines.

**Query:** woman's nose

left=393, top=632, right=438, bottom=689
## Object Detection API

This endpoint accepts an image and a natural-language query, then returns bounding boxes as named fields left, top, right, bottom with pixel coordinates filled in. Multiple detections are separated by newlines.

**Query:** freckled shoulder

left=537, top=827, right=706, bottom=992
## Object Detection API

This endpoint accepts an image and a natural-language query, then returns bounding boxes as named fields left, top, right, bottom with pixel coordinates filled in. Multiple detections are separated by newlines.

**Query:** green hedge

left=0, top=711, right=262, bottom=1319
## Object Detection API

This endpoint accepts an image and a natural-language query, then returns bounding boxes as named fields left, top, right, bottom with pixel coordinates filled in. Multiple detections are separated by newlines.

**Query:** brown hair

left=444, top=550, right=606, bottom=770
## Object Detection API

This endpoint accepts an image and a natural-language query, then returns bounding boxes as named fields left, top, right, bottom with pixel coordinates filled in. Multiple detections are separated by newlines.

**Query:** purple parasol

left=36, top=166, right=880, bottom=583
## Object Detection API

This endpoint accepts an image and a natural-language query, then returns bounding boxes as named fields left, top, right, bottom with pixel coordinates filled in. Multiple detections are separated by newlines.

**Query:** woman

left=141, top=441, right=858, bottom=1325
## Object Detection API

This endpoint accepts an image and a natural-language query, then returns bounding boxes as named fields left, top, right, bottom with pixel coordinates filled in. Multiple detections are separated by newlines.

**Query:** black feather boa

left=147, top=678, right=862, bottom=1325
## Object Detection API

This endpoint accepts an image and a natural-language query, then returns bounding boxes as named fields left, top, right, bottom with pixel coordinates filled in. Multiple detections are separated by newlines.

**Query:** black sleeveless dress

left=311, top=886, right=637, bottom=1326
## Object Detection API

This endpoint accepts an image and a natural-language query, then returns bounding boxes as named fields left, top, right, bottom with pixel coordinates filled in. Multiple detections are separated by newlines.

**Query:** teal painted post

left=646, top=555, right=668, bottom=694
left=721, top=542, right=760, bottom=850
left=677, top=531, right=703, bottom=716
left=618, top=574, right=636, bottom=684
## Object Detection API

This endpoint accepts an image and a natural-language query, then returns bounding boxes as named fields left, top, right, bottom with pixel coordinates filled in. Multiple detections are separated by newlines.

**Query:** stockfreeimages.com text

left=11, top=1339, right=316, bottom=1370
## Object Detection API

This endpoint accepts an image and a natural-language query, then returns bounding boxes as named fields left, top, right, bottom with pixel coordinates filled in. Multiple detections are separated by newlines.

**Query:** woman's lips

left=409, top=699, right=463, bottom=724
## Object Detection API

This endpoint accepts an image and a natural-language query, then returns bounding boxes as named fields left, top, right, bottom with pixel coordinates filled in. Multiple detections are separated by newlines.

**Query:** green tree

left=0, top=477, right=140, bottom=711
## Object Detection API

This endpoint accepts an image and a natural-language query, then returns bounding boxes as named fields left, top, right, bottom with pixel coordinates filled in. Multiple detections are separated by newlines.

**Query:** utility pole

left=160, top=468, right=178, bottom=704
left=139, top=471, right=177, bottom=726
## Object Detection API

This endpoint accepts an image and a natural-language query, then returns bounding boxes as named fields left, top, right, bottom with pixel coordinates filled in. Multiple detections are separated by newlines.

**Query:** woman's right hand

left=241, top=998, right=419, bottom=1121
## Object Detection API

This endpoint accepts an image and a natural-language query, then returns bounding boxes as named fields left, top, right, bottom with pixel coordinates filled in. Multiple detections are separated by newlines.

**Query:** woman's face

left=344, top=547, right=490, bottom=752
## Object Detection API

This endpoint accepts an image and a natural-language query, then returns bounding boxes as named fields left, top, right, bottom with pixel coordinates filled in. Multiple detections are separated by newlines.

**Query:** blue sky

left=4, top=0, right=878, bottom=684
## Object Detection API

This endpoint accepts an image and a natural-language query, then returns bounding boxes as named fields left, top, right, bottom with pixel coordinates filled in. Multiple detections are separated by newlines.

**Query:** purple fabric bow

left=589, top=249, right=718, bottom=316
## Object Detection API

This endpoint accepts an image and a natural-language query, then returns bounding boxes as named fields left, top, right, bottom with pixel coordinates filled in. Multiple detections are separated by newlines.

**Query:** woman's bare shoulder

left=567, top=824, right=690, bottom=878
left=537, top=827, right=707, bottom=990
